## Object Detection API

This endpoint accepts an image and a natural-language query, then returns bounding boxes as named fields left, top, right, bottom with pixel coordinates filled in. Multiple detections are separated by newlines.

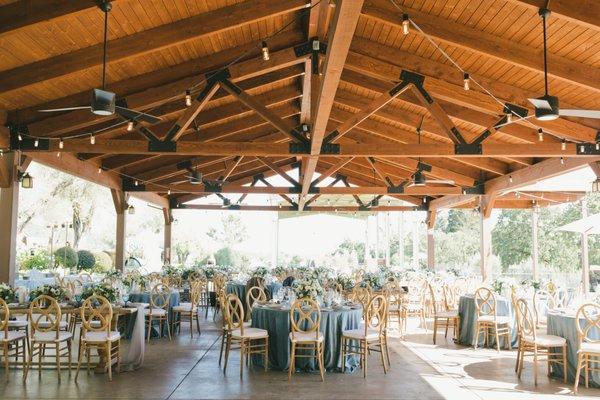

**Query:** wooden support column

left=111, top=189, right=128, bottom=272
left=480, top=201, right=493, bottom=282
left=426, top=211, right=436, bottom=270
left=581, top=199, right=590, bottom=294
left=0, top=152, right=19, bottom=285
left=163, top=207, right=173, bottom=265
left=531, top=207, right=539, bottom=281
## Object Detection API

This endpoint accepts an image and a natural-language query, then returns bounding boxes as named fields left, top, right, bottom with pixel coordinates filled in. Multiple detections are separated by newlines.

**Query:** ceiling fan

left=38, top=1, right=161, bottom=125
left=526, top=8, right=600, bottom=121
left=407, top=116, right=455, bottom=187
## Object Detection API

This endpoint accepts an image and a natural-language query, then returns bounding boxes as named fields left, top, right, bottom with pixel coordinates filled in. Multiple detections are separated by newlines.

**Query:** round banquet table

left=251, top=305, right=362, bottom=372
left=129, top=291, right=180, bottom=338
left=457, top=294, right=518, bottom=348
left=547, top=311, right=600, bottom=387
left=226, top=282, right=283, bottom=302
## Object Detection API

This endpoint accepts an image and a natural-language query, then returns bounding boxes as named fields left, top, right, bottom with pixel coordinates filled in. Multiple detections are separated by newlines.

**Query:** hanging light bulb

left=167, top=189, right=171, bottom=195
left=463, top=73, right=470, bottom=91
left=18, top=133, right=23, bottom=141
left=185, top=90, right=192, bottom=107
left=128, top=204, right=135, bottom=215
left=560, top=157, right=564, bottom=165
left=261, top=41, right=270, bottom=61
left=34, top=138, right=39, bottom=147
left=402, top=14, right=410, bottom=35
left=90, top=134, right=95, bottom=144
left=0, top=150, right=3, bottom=157
left=56, top=152, right=61, bottom=158
left=580, top=144, right=585, bottom=152
left=538, top=128, right=544, bottom=141
left=561, top=139, right=566, bottom=150
left=98, top=167, right=102, bottom=174
left=134, top=180, right=139, bottom=186
left=596, top=142, right=600, bottom=151
left=59, top=138, right=64, bottom=149
left=509, top=175, right=513, bottom=183
left=126, top=121, right=135, bottom=132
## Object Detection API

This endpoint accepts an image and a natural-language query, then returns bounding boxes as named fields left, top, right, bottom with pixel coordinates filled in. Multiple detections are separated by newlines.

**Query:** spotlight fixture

left=59, top=138, right=64, bottom=149
left=90, top=134, right=96, bottom=144
left=19, top=172, right=33, bottom=189
left=261, top=41, right=270, bottom=61
left=185, top=90, right=192, bottom=107
left=126, top=121, right=135, bottom=132
left=538, top=128, right=544, bottom=141
left=463, top=73, right=470, bottom=91
left=402, top=14, right=409, bottom=35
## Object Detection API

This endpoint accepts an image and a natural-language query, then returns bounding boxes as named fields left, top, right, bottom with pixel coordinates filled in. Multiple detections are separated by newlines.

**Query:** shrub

left=77, top=250, right=96, bottom=270
left=54, top=246, right=78, bottom=269
left=18, top=250, right=51, bottom=271
left=92, top=251, right=113, bottom=274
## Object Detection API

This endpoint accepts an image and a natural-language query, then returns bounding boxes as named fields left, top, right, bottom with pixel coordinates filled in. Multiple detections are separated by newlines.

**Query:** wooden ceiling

left=1, top=0, right=599, bottom=213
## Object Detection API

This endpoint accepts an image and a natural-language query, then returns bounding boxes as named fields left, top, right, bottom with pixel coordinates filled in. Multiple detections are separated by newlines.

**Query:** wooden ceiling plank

left=504, top=0, right=600, bottom=31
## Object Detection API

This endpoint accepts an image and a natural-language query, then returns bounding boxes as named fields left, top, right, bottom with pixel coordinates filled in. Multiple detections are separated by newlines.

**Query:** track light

left=59, top=138, right=64, bottom=149
left=538, top=128, right=544, bottom=142
left=463, top=73, right=470, bottom=91
left=185, top=90, right=192, bottom=107
left=126, top=121, right=135, bottom=132
left=261, top=41, right=270, bottom=61
left=402, top=14, right=410, bottom=35
left=90, top=134, right=95, bottom=144
left=34, top=138, right=39, bottom=147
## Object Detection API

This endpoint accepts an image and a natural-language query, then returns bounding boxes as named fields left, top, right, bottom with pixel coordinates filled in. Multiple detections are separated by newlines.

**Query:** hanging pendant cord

left=542, top=12, right=549, bottom=96
left=102, top=7, right=108, bottom=90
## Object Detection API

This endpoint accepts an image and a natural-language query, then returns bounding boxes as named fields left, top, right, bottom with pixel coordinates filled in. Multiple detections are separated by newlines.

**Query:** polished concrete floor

left=1, top=315, right=598, bottom=400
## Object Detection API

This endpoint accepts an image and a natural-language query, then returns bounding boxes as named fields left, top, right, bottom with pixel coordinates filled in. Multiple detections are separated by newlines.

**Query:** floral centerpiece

left=272, top=266, right=287, bottom=279
left=252, top=266, right=269, bottom=279
left=162, top=265, right=181, bottom=277
left=490, top=276, right=516, bottom=296
left=519, top=279, right=541, bottom=291
left=81, top=283, right=119, bottom=303
left=311, top=266, right=334, bottom=282
left=335, top=274, right=355, bottom=291
left=292, top=278, right=324, bottom=300
left=0, top=283, right=16, bottom=302
left=123, top=273, right=147, bottom=292
left=29, top=284, right=68, bottom=301
left=105, top=270, right=123, bottom=281
left=361, top=272, right=384, bottom=290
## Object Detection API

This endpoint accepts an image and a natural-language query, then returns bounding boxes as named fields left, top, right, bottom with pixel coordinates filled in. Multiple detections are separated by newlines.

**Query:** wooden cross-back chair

left=514, top=298, right=567, bottom=386
left=341, top=294, right=389, bottom=378
left=172, top=280, right=203, bottom=337
left=473, top=287, right=511, bottom=352
left=144, top=284, right=171, bottom=342
left=211, top=274, right=227, bottom=319
left=533, top=289, right=556, bottom=328
left=24, top=295, right=73, bottom=382
left=350, top=286, right=371, bottom=311
left=288, top=298, right=324, bottom=381
left=574, top=303, right=600, bottom=393
left=0, top=298, right=27, bottom=382
left=245, top=286, right=266, bottom=320
left=75, top=295, right=121, bottom=381
left=429, top=284, right=460, bottom=344
left=222, top=294, right=269, bottom=379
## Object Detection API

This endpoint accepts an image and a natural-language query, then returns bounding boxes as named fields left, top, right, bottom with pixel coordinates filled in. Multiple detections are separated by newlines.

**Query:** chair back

left=246, top=285, right=266, bottom=314
left=189, top=280, right=205, bottom=305
left=575, top=303, right=600, bottom=347
left=350, top=286, right=371, bottom=309
left=80, top=295, right=113, bottom=334
left=223, top=294, right=245, bottom=334
left=474, top=287, right=497, bottom=321
left=149, top=284, right=171, bottom=311
left=442, top=284, right=457, bottom=310
left=428, top=284, right=440, bottom=316
left=514, top=298, right=536, bottom=341
left=364, top=294, right=387, bottom=336
left=533, top=289, right=555, bottom=326
left=0, top=298, right=9, bottom=339
left=29, top=295, right=62, bottom=339
left=213, top=274, right=227, bottom=294
left=289, top=298, right=321, bottom=341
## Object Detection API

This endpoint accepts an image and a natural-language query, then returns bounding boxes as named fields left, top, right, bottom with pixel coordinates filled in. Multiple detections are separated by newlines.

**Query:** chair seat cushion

left=173, top=305, right=197, bottom=312
left=231, top=327, right=269, bottom=339
left=144, top=308, right=167, bottom=316
left=83, top=331, right=121, bottom=343
left=342, top=328, right=380, bottom=340
left=437, top=310, right=459, bottom=318
left=580, top=342, right=600, bottom=355
left=477, top=315, right=511, bottom=325
left=33, top=331, right=72, bottom=342
left=289, top=331, right=324, bottom=343
left=8, top=320, right=28, bottom=328
left=1, top=331, right=27, bottom=342
left=523, top=333, right=566, bottom=347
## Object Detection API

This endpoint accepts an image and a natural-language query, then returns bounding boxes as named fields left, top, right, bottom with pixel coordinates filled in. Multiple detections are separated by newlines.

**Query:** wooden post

left=426, top=211, right=436, bottom=270
left=0, top=152, right=19, bottom=285
left=480, top=208, right=492, bottom=282
left=162, top=207, right=173, bottom=265
left=531, top=208, right=539, bottom=281
left=111, top=189, right=128, bottom=272
left=398, top=212, right=405, bottom=269
left=581, top=199, right=590, bottom=294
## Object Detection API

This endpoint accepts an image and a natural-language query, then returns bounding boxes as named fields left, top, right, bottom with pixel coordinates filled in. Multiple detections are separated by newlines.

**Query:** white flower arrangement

left=0, top=283, right=16, bottom=302
left=292, top=278, right=324, bottom=300
left=252, top=266, right=270, bottom=279
left=81, top=283, right=119, bottom=303
left=335, top=274, right=355, bottom=291
left=491, top=276, right=517, bottom=295
left=29, top=284, right=68, bottom=301
left=361, top=272, right=384, bottom=289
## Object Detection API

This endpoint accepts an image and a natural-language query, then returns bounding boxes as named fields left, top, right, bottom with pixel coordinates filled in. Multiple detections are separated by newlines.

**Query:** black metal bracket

left=503, top=103, right=529, bottom=119
left=413, top=203, right=428, bottom=211
left=176, top=160, right=193, bottom=171
left=122, top=178, right=145, bottom=192
left=462, top=184, right=484, bottom=195
left=323, top=130, right=338, bottom=144
left=290, top=186, right=303, bottom=194
left=227, top=204, right=241, bottom=210
left=576, top=143, right=600, bottom=155
left=387, top=185, right=405, bottom=194
left=455, top=143, right=482, bottom=155
left=169, top=197, right=181, bottom=209
left=203, top=181, right=223, bottom=193
left=416, top=161, right=432, bottom=172
left=148, top=140, right=176, bottom=152
left=289, top=142, right=310, bottom=154
left=388, top=81, right=410, bottom=97
left=138, top=126, right=160, bottom=142
left=294, top=40, right=327, bottom=57
left=206, top=68, right=231, bottom=85
left=321, top=143, right=340, bottom=154
left=400, top=70, right=425, bottom=87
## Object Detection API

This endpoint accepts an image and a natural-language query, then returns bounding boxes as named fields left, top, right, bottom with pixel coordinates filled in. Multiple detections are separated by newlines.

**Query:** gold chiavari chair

left=212, top=274, right=227, bottom=320
left=288, top=298, right=324, bottom=381
left=533, top=289, right=555, bottom=328
left=75, top=295, right=121, bottom=381
left=341, top=294, right=388, bottom=378
left=1, top=298, right=27, bottom=382
left=350, top=286, right=372, bottom=311
left=574, top=303, right=600, bottom=393
left=222, top=294, right=269, bottom=379
left=245, top=286, right=267, bottom=321
left=144, top=284, right=171, bottom=342
left=401, top=283, right=427, bottom=334
left=429, top=284, right=460, bottom=344
left=172, top=280, right=202, bottom=337
left=514, top=298, right=567, bottom=386
left=442, top=284, right=459, bottom=312
left=473, top=287, right=511, bottom=352
left=24, top=295, right=72, bottom=382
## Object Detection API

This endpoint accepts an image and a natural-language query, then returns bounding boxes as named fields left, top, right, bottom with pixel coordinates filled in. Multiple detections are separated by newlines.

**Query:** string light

left=402, top=14, right=410, bottom=35
left=167, top=189, right=171, bottom=195
left=59, top=138, right=64, bottom=149
left=538, top=128, right=544, bottom=142
left=560, top=157, right=564, bottom=165
left=98, top=167, right=102, bottom=174
left=90, top=134, right=95, bottom=144
left=463, top=73, right=470, bottom=90
left=185, top=90, right=192, bottom=107
left=56, top=152, right=61, bottom=158
left=34, top=138, right=39, bottom=148
left=504, top=107, right=512, bottom=123
left=261, top=41, right=270, bottom=61
left=509, top=175, right=513, bottom=183
left=561, top=139, right=566, bottom=151
left=126, top=121, right=135, bottom=132
left=134, top=180, right=139, bottom=186
left=580, top=144, right=585, bottom=152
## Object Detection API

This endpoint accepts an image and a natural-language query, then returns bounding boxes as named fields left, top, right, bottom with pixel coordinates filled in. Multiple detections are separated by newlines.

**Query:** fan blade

left=559, top=109, right=600, bottom=119
left=115, top=106, right=162, bottom=124
left=528, top=98, right=552, bottom=110
left=39, top=106, right=90, bottom=113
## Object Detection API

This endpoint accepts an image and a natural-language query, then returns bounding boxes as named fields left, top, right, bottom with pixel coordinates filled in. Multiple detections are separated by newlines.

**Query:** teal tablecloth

left=457, top=295, right=518, bottom=348
left=251, top=306, right=361, bottom=372
left=547, top=311, right=600, bottom=387
left=129, top=291, right=180, bottom=338
left=226, top=282, right=283, bottom=301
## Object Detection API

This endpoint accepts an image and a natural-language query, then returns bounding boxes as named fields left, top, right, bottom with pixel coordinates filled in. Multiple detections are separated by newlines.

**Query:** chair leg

left=494, top=325, right=501, bottom=352
left=432, top=317, right=438, bottom=345
left=23, top=342, right=34, bottom=381
left=75, top=342, right=85, bottom=381
left=223, top=336, right=231, bottom=373
left=219, top=332, right=226, bottom=365
left=380, top=340, right=387, bottom=374
left=146, top=317, right=152, bottom=342
left=515, top=340, right=521, bottom=373
left=288, top=342, right=296, bottom=380
left=340, top=338, right=346, bottom=373
left=444, top=319, right=449, bottom=338
left=574, top=352, right=583, bottom=393
left=3, top=342, right=8, bottom=382
left=239, top=340, right=245, bottom=379
left=264, top=337, right=269, bottom=372
left=585, top=354, right=589, bottom=388
left=317, top=342, right=324, bottom=382
left=562, top=346, right=567, bottom=384
left=56, top=343, right=61, bottom=383
left=363, top=340, right=368, bottom=378
left=533, top=344, right=538, bottom=386
left=107, top=343, right=112, bottom=381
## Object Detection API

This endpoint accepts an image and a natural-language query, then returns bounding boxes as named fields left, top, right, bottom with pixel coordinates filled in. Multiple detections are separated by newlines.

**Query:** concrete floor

left=1, top=316, right=598, bottom=400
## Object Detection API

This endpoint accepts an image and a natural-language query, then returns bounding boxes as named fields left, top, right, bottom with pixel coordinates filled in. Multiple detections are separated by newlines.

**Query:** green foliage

left=492, top=210, right=532, bottom=271
left=207, top=215, right=248, bottom=247
left=54, top=246, right=78, bottom=269
left=435, top=210, right=480, bottom=272
left=18, top=250, right=51, bottom=271
left=214, top=247, right=241, bottom=267
left=76, top=250, right=96, bottom=270
left=332, top=238, right=365, bottom=264
left=92, top=251, right=113, bottom=274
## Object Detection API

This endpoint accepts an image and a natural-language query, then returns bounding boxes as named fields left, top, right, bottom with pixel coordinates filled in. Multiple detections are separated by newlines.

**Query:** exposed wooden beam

left=589, top=161, right=600, bottom=177
left=179, top=204, right=415, bottom=212
left=0, top=0, right=309, bottom=94
left=311, top=157, right=355, bottom=186
left=428, top=194, right=479, bottom=210
left=256, top=157, right=300, bottom=187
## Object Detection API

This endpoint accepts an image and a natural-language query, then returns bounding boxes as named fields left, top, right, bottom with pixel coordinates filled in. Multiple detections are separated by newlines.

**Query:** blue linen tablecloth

left=226, top=282, right=283, bottom=302
left=547, top=311, right=600, bottom=387
left=129, top=291, right=180, bottom=338
left=251, top=305, right=361, bottom=372
left=457, top=294, right=518, bottom=348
